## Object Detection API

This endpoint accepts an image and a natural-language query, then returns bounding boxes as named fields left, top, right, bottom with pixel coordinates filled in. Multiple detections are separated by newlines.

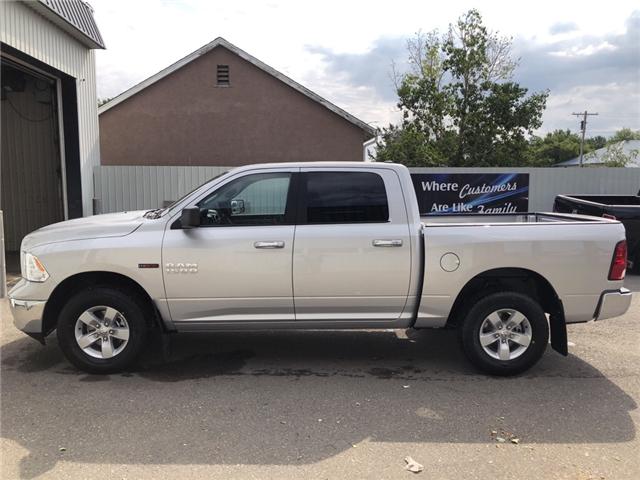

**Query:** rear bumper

left=9, top=298, right=46, bottom=336
left=595, top=288, right=632, bottom=320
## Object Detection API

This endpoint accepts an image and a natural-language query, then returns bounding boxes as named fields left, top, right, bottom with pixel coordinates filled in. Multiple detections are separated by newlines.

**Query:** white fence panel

left=94, top=166, right=230, bottom=213
left=94, top=165, right=640, bottom=214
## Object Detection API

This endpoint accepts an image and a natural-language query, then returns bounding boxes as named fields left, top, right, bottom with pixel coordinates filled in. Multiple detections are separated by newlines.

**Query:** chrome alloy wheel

left=74, top=306, right=130, bottom=359
left=478, top=309, right=532, bottom=361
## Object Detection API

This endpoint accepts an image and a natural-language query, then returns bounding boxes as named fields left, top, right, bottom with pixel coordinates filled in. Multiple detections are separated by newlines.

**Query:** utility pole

left=572, top=111, right=598, bottom=167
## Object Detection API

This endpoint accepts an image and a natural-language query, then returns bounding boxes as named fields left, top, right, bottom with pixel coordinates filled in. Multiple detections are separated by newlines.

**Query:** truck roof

left=228, top=161, right=407, bottom=173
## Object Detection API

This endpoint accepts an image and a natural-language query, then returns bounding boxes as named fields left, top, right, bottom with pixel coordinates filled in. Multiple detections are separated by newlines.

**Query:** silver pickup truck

left=9, top=162, right=632, bottom=375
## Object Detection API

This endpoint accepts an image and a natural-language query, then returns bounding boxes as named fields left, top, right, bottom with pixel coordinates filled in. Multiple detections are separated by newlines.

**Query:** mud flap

left=549, top=310, right=568, bottom=356
left=23, top=331, right=46, bottom=345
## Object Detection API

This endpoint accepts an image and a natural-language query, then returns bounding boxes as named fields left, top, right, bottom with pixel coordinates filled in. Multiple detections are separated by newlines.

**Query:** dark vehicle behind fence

left=554, top=194, right=640, bottom=271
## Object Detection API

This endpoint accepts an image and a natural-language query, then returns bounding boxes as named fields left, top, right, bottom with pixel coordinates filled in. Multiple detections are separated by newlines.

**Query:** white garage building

left=1, top=0, right=104, bottom=257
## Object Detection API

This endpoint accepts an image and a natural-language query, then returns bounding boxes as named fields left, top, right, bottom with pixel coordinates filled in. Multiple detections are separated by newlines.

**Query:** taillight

left=608, top=240, right=627, bottom=280
left=602, top=213, right=617, bottom=220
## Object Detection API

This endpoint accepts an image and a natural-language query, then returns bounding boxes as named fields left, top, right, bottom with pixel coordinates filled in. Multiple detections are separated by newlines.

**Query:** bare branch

left=389, top=59, right=402, bottom=91
left=485, top=33, right=517, bottom=81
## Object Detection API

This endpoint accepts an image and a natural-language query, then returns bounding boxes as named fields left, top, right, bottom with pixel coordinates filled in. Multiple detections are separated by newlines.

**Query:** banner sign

left=411, top=173, right=529, bottom=215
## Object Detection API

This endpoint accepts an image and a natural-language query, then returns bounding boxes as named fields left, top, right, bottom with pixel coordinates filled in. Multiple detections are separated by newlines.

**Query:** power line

left=587, top=130, right=633, bottom=133
left=571, top=111, right=599, bottom=167
left=595, top=115, right=640, bottom=118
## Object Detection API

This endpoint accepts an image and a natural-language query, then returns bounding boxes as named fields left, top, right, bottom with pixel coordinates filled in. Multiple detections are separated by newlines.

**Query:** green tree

left=377, top=10, right=548, bottom=167
left=608, top=128, right=640, bottom=143
left=527, top=130, right=583, bottom=166
left=374, top=124, right=447, bottom=166
left=586, top=135, right=607, bottom=150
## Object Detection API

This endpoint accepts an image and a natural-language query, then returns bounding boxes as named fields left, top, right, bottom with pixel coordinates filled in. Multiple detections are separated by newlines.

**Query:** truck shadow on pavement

left=1, top=327, right=637, bottom=479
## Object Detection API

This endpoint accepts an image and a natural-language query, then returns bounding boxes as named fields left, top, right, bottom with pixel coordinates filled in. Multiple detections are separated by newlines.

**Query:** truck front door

left=162, top=169, right=298, bottom=325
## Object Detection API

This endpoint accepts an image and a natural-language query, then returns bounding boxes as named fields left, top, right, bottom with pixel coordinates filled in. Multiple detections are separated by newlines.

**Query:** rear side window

left=304, top=171, right=389, bottom=224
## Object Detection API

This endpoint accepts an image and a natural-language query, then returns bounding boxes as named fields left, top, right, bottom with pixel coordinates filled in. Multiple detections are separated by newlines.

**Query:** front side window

left=197, top=172, right=291, bottom=226
left=305, top=171, right=389, bottom=224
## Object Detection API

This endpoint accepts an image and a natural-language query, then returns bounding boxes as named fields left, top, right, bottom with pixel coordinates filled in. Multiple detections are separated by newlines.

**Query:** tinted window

left=197, top=172, right=291, bottom=226
left=305, top=172, right=389, bottom=224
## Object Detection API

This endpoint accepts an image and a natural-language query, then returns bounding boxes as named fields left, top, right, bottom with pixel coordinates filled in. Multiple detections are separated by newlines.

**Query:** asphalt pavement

left=1, top=277, right=639, bottom=479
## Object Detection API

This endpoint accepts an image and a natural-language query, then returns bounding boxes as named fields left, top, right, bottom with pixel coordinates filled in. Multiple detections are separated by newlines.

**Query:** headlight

left=22, top=252, right=50, bottom=282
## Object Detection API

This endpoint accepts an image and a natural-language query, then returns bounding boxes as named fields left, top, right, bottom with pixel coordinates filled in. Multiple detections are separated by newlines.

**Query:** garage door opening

left=1, top=60, right=65, bottom=275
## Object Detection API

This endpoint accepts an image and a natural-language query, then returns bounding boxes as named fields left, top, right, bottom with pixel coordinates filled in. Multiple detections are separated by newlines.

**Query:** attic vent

left=217, top=64, right=229, bottom=85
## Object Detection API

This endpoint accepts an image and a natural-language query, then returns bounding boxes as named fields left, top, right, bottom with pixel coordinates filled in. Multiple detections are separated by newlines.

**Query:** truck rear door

left=292, top=168, right=412, bottom=323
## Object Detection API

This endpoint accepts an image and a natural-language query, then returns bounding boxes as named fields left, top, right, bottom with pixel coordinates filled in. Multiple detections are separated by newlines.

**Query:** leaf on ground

left=404, top=456, right=424, bottom=473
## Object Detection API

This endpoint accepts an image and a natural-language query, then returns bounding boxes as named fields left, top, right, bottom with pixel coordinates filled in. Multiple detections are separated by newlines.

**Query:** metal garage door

left=1, top=60, right=65, bottom=252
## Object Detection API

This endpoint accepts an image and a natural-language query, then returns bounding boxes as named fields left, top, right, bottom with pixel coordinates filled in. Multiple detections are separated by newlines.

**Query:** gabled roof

left=28, top=0, right=105, bottom=49
left=98, top=37, right=375, bottom=137
left=555, top=140, right=640, bottom=167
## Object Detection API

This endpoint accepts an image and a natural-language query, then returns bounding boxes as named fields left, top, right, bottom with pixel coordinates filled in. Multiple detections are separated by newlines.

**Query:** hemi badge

left=138, top=263, right=159, bottom=269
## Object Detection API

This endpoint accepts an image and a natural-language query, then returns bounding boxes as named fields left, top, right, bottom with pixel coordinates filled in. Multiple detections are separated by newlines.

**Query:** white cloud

left=90, top=0, right=640, bottom=135
left=549, top=41, right=617, bottom=58
left=543, top=82, right=640, bottom=135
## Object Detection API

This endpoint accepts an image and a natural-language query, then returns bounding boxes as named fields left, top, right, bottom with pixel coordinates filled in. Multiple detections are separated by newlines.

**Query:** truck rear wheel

left=57, top=287, right=148, bottom=374
left=460, top=292, right=548, bottom=376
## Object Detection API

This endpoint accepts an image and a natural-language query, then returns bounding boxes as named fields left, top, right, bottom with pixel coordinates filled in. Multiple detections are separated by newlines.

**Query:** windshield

left=143, top=171, right=230, bottom=219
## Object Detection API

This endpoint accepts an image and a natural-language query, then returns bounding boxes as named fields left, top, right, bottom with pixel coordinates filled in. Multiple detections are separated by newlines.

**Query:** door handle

left=372, top=239, right=403, bottom=247
left=254, top=241, right=285, bottom=249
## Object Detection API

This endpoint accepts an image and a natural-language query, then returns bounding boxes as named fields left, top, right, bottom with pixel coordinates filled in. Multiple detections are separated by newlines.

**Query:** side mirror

left=180, top=207, right=201, bottom=228
left=230, top=199, right=245, bottom=215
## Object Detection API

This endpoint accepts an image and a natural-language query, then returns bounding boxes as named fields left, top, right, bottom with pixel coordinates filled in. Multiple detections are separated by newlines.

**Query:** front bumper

left=595, top=288, right=632, bottom=321
left=9, top=298, right=46, bottom=338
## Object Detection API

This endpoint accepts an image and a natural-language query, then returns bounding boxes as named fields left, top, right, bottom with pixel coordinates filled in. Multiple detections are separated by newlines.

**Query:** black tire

left=57, top=287, right=148, bottom=374
left=459, top=292, right=549, bottom=376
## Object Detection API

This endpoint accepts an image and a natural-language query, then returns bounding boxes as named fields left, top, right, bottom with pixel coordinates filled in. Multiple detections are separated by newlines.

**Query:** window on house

left=217, top=64, right=229, bottom=85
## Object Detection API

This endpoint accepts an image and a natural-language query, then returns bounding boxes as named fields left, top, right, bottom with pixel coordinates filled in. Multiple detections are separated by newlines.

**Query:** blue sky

left=92, top=0, right=639, bottom=137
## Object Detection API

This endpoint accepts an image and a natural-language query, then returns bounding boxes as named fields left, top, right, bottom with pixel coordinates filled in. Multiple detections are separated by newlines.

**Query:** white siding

left=1, top=0, right=101, bottom=216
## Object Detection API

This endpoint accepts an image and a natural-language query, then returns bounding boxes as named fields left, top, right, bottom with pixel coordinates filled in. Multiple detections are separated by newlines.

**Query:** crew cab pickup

left=554, top=194, right=640, bottom=272
left=9, top=162, right=632, bottom=375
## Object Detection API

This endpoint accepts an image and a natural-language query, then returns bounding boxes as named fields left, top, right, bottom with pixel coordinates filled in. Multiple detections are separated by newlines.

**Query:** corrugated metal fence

left=94, top=165, right=640, bottom=214
left=94, top=166, right=229, bottom=213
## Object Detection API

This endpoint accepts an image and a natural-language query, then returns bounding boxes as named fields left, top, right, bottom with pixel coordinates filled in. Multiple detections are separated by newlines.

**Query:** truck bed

left=416, top=211, right=626, bottom=328
left=554, top=194, right=640, bottom=269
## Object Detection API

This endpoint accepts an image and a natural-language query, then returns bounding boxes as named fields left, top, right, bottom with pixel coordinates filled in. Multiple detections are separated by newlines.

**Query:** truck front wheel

left=57, top=287, right=148, bottom=374
left=460, top=292, right=549, bottom=376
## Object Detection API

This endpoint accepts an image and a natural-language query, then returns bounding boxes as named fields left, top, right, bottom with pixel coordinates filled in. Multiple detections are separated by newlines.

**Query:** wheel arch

left=446, top=267, right=568, bottom=356
left=42, top=271, right=166, bottom=338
